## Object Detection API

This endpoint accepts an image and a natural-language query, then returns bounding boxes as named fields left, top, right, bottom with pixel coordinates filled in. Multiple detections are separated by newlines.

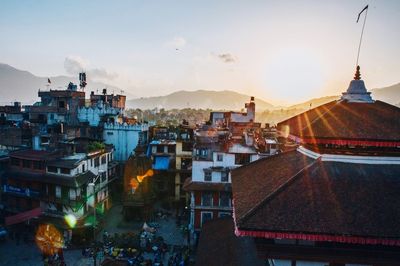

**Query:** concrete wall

left=103, top=123, right=148, bottom=161
left=78, top=105, right=120, bottom=126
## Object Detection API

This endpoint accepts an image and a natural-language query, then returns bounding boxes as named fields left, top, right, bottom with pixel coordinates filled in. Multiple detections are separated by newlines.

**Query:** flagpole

left=356, top=6, right=368, bottom=67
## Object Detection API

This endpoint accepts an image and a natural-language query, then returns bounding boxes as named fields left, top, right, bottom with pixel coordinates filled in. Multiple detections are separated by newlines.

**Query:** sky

left=0, top=0, right=399, bottom=105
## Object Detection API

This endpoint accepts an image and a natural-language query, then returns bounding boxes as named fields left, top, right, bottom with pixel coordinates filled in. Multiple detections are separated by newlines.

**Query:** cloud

left=217, top=53, right=237, bottom=63
left=166, top=37, right=187, bottom=48
left=64, top=56, right=88, bottom=75
left=64, top=56, right=117, bottom=80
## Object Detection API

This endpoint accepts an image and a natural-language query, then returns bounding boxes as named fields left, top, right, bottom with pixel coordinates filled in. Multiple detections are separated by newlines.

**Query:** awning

left=5, top=207, right=42, bottom=226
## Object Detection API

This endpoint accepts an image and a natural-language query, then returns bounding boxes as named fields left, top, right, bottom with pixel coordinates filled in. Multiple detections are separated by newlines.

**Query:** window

left=221, top=171, right=228, bottom=182
left=82, top=164, right=85, bottom=172
left=204, top=171, right=212, bottom=182
left=201, top=192, right=213, bottom=206
left=201, top=212, right=213, bottom=226
left=22, top=160, right=31, bottom=168
left=55, top=186, right=61, bottom=198
left=101, top=172, right=107, bottom=182
left=234, top=154, right=251, bottom=165
left=168, top=145, right=176, bottom=153
left=48, top=166, right=58, bottom=173
left=219, top=192, right=231, bottom=207
left=218, top=212, right=231, bottom=218
left=33, top=161, right=44, bottom=170
left=182, top=142, right=193, bottom=151
left=94, top=157, right=100, bottom=167
left=101, top=156, right=106, bottom=165
left=58, top=101, right=65, bottom=108
left=156, top=145, right=164, bottom=153
left=50, top=114, right=54, bottom=120
left=107, top=132, right=113, bottom=135
left=60, top=168, right=70, bottom=175
left=11, top=158, right=20, bottom=166
left=217, top=154, right=223, bottom=161
left=69, top=189, right=76, bottom=200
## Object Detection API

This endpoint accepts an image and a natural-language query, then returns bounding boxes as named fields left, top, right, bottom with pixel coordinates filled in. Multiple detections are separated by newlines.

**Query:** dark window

left=33, top=161, right=44, bottom=170
left=204, top=171, right=212, bottom=182
left=156, top=145, right=164, bottom=153
left=182, top=142, right=193, bottom=151
left=217, top=154, right=223, bottom=161
left=11, top=158, right=20, bottom=166
left=58, top=101, right=65, bottom=108
left=201, top=192, right=213, bottom=206
left=60, top=168, right=70, bottom=175
left=22, top=160, right=31, bottom=168
left=218, top=212, right=231, bottom=218
left=48, top=166, right=58, bottom=173
left=94, top=157, right=100, bottom=167
left=219, top=192, right=231, bottom=207
left=235, top=154, right=251, bottom=165
left=82, top=164, right=85, bottom=172
left=221, top=171, right=228, bottom=182
left=201, top=212, right=213, bottom=226
left=101, top=156, right=106, bottom=165
left=101, top=172, right=107, bottom=182
left=168, top=145, right=176, bottom=154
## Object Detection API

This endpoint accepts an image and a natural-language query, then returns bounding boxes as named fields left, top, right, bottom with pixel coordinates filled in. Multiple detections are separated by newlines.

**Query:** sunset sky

left=1, top=0, right=399, bottom=105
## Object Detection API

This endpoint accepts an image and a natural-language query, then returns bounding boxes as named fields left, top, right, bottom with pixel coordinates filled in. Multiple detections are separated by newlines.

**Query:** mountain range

left=0, top=63, right=399, bottom=110
left=0, top=63, right=121, bottom=104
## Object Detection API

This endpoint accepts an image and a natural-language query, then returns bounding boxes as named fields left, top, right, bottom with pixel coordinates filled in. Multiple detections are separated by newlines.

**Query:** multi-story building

left=2, top=145, right=116, bottom=242
left=184, top=98, right=280, bottom=239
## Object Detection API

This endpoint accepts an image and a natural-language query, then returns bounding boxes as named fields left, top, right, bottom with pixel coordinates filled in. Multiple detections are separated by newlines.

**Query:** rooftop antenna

left=355, top=5, right=369, bottom=68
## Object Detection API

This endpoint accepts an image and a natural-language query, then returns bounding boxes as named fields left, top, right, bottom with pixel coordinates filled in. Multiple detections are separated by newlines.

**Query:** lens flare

left=64, top=214, right=77, bottom=228
left=35, top=224, right=64, bottom=255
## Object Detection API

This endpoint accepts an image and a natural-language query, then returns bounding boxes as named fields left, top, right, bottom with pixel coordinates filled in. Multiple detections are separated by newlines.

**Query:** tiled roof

left=195, top=217, right=263, bottom=266
left=278, top=100, right=400, bottom=141
left=232, top=150, right=314, bottom=221
left=183, top=178, right=231, bottom=192
left=10, top=149, right=57, bottom=160
left=232, top=150, right=400, bottom=240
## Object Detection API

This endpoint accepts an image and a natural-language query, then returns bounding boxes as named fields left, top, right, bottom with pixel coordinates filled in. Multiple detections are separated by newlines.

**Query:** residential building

left=2, top=145, right=116, bottom=243
left=184, top=98, right=280, bottom=239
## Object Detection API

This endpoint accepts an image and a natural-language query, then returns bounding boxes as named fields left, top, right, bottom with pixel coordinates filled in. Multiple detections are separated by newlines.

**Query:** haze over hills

left=0, top=63, right=122, bottom=104
left=127, top=90, right=275, bottom=110
left=0, top=63, right=399, bottom=110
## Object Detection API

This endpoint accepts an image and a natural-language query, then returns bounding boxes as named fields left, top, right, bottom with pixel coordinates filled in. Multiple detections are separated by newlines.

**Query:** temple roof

left=195, top=217, right=263, bottom=266
left=232, top=150, right=400, bottom=244
left=278, top=100, right=400, bottom=142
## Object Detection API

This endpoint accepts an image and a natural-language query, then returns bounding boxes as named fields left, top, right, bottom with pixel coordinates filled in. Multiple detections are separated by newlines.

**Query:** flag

left=357, top=5, right=368, bottom=23
left=47, top=78, right=51, bottom=84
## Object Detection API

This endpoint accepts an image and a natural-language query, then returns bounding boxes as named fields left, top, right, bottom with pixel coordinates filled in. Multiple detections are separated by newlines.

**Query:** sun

left=263, top=47, right=324, bottom=104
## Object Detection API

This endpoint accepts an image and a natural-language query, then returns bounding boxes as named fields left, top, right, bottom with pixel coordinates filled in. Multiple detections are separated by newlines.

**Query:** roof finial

left=354, top=65, right=361, bottom=80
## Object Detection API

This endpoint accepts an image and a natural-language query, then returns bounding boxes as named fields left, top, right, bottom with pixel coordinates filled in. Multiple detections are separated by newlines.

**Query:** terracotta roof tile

left=195, top=217, right=263, bottom=266
left=279, top=100, right=400, bottom=141
left=232, top=151, right=400, bottom=239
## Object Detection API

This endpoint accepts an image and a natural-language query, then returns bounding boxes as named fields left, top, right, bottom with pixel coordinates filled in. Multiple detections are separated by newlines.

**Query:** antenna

left=356, top=5, right=369, bottom=67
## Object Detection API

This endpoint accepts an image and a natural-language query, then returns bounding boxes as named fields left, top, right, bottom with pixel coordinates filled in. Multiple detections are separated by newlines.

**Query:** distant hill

left=127, top=90, right=274, bottom=110
left=287, top=95, right=339, bottom=110
left=1, top=62, right=399, bottom=109
left=0, top=63, right=121, bottom=104
left=371, top=83, right=400, bottom=105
